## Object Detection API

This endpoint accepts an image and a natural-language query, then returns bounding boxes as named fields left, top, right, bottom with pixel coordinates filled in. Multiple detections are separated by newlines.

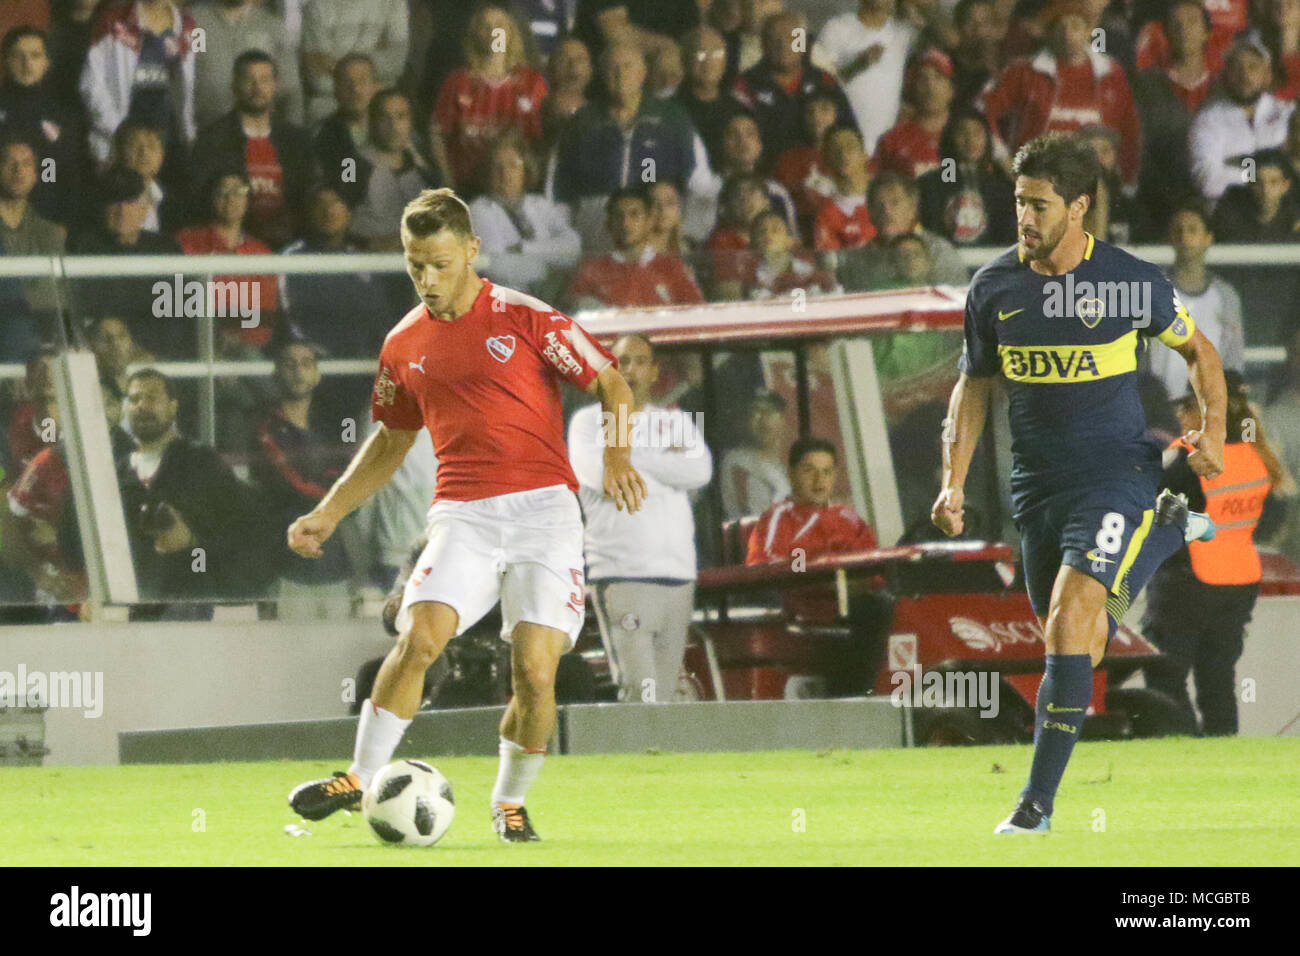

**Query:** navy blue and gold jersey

left=959, top=234, right=1196, bottom=513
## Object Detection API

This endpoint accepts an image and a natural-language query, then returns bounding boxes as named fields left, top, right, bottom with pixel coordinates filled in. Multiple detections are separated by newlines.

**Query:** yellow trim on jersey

left=1156, top=297, right=1197, bottom=348
left=1112, top=508, right=1154, bottom=596
left=1083, top=233, right=1095, bottom=259
left=998, top=329, right=1139, bottom=383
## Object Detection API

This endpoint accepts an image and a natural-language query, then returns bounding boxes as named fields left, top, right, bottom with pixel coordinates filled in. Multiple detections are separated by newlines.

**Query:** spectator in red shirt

left=715, top=111, right=799, bottom=230
left=874, top=47, right=955, bottom=180
left=5, top=347, right=55, bottom=476
left=705, top=172, right=772, bottom=295
left=431, top=5, right=548, bottom=191
left=736, top=209, right=840, bottom=301
left=981, top=0, right=1142, bottom=192
left=774, top=91, right=842, bottom=242
left=567, top=186, right=706, bottom=309
left=1135, top=0, right=1243, bottom=76
left=814, top=126, right=876, bottom=250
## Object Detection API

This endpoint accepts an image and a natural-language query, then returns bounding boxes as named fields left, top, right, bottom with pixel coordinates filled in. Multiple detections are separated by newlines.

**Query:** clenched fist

left=287, top=510, right=340, bottom=559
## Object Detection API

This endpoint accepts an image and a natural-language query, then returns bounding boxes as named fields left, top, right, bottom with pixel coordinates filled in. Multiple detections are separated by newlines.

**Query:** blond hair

left=401, top=188, right=474, bottom=240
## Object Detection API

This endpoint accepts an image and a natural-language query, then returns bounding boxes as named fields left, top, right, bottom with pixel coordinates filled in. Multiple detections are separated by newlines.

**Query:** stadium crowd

left=5, top=0, right=1300, bottom=650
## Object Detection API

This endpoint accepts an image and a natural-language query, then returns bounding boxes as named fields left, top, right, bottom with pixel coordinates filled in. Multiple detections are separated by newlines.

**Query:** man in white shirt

left=1189, top=39, right=1295, bottom=203
left=814, top=0, right=918, bottom=155
left=569, top=334, right=713, bottom=703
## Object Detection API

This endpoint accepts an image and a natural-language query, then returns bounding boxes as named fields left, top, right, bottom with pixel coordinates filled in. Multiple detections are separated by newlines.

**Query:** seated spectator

left=300, top=0, right=408, bottom=125
left=251, top=340, right=359, bottom=619
left=982, top=0, right=1141, bottom=193
left=117, top=368, right=273, bottom=615
left=949, top=0, right=1001, bottom=110
left=715, top=112, right=798, bottom=229
left=0, top=135, right=64, bottom=326
left=737, top=209, right=840, bottom=301
left=676, top=25, right=735, bottom=171
left=176, top=170, right=281, bottom=347
left=469, top=136, right=581, bottom=297
left=568, top=333, right=712, bottom=703
left=1211, top=148, right=1300, bottom=240
left=1190, top=39, right=1295, bottom=203
left=85, top=315, right=156, bottom=396
left=705, top=172, right=772, bottom=294
left=110, top=121, right=182, bottom=235
left=4, top=346, right=55, bottom=476
left=726, top=0, right=780, bottom=77
left=281, top=184, right=400, bottom=358
left=1134, top=0, right=1239, bottom=78
left=745, top=435, right=887, bottom=697
left=647, top=180, right=696, bottom=259
left=1079, top=123, right=1151, bottom=243
left=1132, top=0, right=1215, bottom=230
left=552, top=40, right=714, bottom=252
left=0, top=26, right=85, bottom=226
left=351, top=89, right=438, bottom=250
left=70, top=166, right=178, bottom=251
left=540, top=37, right=592, bottom=147
left=79, top=0, right=197, bottom=167
left=874, top=47, right=955, bottom=179
left=191, top=50, right=319, bottom=249
left=313, top=54, right=378, bottom=207
left=1146, top=201, right=1245, bottom=400
left=647, top=37, right=684, bottom=99
left=774, top=93, right=842, bottom=242
left=916, top=108, right=1016, bottom=246
left=839, top=170, right=968, bottom=290
left=720, top=386, right=790, bottom=519
left=190, top=0, right=302, bottom=129
left=1247, top=0, right=1300, bottom=100
left=734, top=10, right=859, bottom=163
left=430, top=5, right=547, bottom=191
left=813, top=126, right=876, bottom=251
left=513, top=0, right=569, bottom=59
left=813, top=0, right=916, bottom=155
left=566, top=186, right=706, bottom=310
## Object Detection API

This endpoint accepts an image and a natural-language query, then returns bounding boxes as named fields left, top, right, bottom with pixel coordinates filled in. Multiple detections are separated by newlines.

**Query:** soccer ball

left=361, top=760, right=455, bottom=846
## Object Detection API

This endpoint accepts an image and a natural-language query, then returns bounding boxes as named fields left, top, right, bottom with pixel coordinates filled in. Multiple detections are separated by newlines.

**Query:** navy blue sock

left=1022, top=654, right=1093, bottom=815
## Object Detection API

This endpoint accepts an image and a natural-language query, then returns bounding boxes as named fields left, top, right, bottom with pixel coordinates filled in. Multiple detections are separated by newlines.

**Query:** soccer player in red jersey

left=286, top=188, right=647, bottom=842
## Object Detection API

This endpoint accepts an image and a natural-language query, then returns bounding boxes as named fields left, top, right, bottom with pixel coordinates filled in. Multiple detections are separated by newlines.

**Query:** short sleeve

left=530, top=310, right=617, bottom=390
left=370, top=346, right=423, bottom=430
left=1144, top=272, right=1197, bottom=348
left=957, top=281, right=999, bottom=377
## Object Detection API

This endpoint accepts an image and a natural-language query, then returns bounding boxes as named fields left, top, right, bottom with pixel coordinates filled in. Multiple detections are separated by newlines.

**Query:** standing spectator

left=0, top=26, right=85, bottom=227
left=949, top=0, right=1001, bottom=110
left=351, top=89, right=438, bottom=250
left=430, top=5, right=548, bottom=191
left=191, top=51, right=319, bottom=249
left=981, top=0, right=1141, bottom=193
left=300, top=0, right=408, bottom=125
left=540, top=36, right=592, bottom=146
left=1142, top=377, right=1293, bottom=735
left=813, top=126, right=875, bottom=251
left=720, top=387, right=789, bottom=519
left=732, top=10, right=858, bottom=163
left=773, top=91, right=840, bottom=241
left=1145, top=201, right=1244, bottom=401
left=117, top=368, right=273, bottom=615
left=79, top=0, right=197, bottom=167
left=552, top=41, right=712, bottom=251
left=0, top=136, right=64, bottom=321
left=568, top=333, right=712, bottom=703
left=813, top=0, right=918, bottom=156
left=313, top=54, right=378, bottom=207
left=1210, top=147, right=1300, bottom=240
left=874, top=47, right=954, bottom=179
left=1132, top=0, right=1215, bottom=232
left=110, top=120, right=180, bottom=234
left=739, top=209, right=839, bottom=300
left=191, top=0, right=302, bottom=129
left=469, top=136, right=582, bottom=296
left=915, top=108, right=1016, bottom=246
left=566, top=186, right=705, bottom=309
left=839, top=169, right=967, bottom=290
left=1189, top=39, right=1295, bottom=203
left=252, top=340, right=359, bottom=619
left=175, top=170, right=281, bottom=346
left=676, top=25, right=734, bottom=171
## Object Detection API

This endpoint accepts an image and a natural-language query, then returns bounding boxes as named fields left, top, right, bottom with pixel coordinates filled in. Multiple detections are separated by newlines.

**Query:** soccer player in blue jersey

left=931, top=133, right=1228, bottom=834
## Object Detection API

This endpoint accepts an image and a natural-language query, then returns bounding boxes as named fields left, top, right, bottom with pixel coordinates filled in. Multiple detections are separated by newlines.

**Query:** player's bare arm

left=286, top=424, right=420, bottom=558
left=1171, top=328, right=1228, bottom=479
left=932, top=372, right=994, bottom=537
left=587, top=363, right=648, bottom=513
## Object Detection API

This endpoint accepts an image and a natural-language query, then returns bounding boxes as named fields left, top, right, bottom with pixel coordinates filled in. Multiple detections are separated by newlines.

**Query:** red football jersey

left=874, top=121, right=942, bottom=179
left=370, top=280, right=615, bottom=502
left=814, top=194, right=876, bottom=250
left=566, top=249, right=705, bottom=307
left=745, top=497, right=878, bottom=564
left=434, top=67, right=548, bottom=188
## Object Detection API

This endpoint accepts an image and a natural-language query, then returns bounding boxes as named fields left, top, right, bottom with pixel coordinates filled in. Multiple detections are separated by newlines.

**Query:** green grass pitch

left=8, top=737, right=1299, bottom=866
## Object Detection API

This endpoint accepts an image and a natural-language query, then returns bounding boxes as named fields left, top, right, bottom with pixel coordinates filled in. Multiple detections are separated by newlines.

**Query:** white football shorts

left=395, top=484, right=587, bottom=648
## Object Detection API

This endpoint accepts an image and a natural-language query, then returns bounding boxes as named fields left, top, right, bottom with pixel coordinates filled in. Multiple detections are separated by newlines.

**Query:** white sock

left=490, top=737, right=546, bottom=807
left=348, top=699, right=412, bottom=789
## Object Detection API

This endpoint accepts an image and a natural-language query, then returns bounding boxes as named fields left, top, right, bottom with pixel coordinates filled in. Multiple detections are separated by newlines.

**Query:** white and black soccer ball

left=362, top=760, right=455, bottom=847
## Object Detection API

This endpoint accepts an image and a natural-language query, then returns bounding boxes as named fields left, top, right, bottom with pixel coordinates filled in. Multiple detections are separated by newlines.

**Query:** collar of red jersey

left=610, top=247, right=657, bottom=267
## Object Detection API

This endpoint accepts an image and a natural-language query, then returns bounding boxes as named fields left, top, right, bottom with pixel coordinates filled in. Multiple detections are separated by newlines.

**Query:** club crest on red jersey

left=487, top=335, right=516, bottom=362
left=374, top=366, right=397, bottom=405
